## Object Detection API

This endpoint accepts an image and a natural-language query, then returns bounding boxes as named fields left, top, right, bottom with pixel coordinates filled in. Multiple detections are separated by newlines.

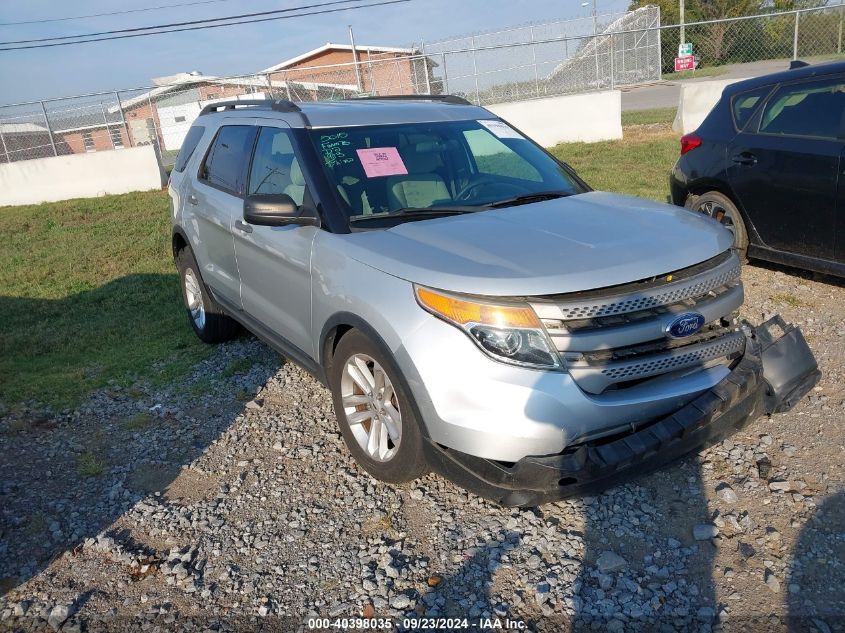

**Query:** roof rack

left=349, top=94, right=473, bottom=105
left=198, top=99, right=301, bottom=115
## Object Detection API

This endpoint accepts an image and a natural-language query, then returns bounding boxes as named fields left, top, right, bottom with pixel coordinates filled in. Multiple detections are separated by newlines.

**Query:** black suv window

left=759, top=77, right=845, bottom=140
left=199, top=125, right=257, bottom=195
left=173, top=125, right=205, bottom=173
left=731, top=87, right=770, bottom=131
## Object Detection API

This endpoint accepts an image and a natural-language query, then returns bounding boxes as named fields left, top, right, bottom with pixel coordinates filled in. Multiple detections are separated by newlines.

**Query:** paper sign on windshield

left=356, top=147, right=408, bottom=178
left=479, top=119, right=523, bottom=139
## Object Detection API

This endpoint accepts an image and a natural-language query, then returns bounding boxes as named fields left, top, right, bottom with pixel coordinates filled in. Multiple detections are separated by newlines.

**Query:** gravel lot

left=1, top=262, right=843, bottom=632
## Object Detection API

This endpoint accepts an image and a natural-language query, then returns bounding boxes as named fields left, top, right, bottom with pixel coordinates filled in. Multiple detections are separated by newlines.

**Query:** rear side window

left=173, top=126, right=205, bottom=173
left=759, top=77, right=845, bottom=140
left=731, top=87, right=770, bottom=131
left=199, top=125, right=257, bottom=195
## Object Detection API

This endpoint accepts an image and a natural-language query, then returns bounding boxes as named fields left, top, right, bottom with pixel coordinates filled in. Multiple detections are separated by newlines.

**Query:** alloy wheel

left=339, top=353, right=402, bottom=462
left=697, top=199, right=737, bottom=238
left=183, top=268, right=206, bottom=330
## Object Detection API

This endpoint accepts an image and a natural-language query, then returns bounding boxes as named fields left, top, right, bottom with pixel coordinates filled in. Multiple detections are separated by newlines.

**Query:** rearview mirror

left=243, top=194, right=319, bottom=227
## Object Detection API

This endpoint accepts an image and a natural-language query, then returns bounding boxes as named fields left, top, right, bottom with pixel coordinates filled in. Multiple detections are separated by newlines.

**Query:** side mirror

left=243, top=194, right=319, bottom=227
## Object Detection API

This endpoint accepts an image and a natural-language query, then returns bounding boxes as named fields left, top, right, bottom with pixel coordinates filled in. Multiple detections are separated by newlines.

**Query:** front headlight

left=415, top=286, right=561, bottom=369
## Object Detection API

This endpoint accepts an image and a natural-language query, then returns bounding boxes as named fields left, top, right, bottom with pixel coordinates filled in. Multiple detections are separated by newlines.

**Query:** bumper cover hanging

left=426, top=316, right=820, bottom=507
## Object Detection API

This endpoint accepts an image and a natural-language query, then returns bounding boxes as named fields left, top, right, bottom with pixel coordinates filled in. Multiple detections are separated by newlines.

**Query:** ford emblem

left=666, top=312, right=706, bottom=338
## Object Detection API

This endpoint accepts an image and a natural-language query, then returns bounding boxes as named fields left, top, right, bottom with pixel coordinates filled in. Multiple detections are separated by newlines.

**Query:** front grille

left=529, top=250, right=745, bottom=395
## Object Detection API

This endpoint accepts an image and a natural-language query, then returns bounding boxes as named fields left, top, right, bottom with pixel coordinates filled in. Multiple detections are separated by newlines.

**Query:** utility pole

left=349, top=25, right=364, bottom=93
left=680, top=0, right=685, bottom=46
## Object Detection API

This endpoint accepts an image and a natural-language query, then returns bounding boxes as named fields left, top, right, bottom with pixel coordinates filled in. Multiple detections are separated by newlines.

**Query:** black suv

left=670, top=60, right=845, bottom=278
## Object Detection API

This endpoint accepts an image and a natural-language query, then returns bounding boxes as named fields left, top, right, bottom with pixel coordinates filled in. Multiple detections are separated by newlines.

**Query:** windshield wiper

left=348, top=206, right=482, bottom=223
left=488, top=190, right=574, bottom=209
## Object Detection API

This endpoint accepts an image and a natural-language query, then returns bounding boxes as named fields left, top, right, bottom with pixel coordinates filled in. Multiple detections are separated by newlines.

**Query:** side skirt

left=213, top=293, right=328, bottom=386
left=748, top=244, right=845, bottom=279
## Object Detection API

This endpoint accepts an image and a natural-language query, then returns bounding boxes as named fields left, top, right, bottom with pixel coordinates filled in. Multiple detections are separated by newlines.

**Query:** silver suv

left=169, top=96, right=819, bottom=506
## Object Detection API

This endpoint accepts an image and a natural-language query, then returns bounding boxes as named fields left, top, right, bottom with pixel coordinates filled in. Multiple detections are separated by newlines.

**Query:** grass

left=551, top=110, right=680, bottom=202
left=621, top=107, right=677, bottom=127
left=770, top=293, right=812, bottom=308
left=221, top=357, right=255, bottom=378
left=77, top=450, right=106, bottom=477
left=123, top=412, right=155, bottom=431
left=0, top=190, right=212, bottom=409
left=0, top=112, right=680, bottom=409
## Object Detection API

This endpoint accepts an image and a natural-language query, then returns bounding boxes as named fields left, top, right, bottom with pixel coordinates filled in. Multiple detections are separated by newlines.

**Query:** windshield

left=309, top=119, right=586, bottom=221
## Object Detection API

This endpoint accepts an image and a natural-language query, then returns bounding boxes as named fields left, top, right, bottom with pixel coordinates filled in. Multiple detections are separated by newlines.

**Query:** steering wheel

left=455, top=177, right=496, bottom=202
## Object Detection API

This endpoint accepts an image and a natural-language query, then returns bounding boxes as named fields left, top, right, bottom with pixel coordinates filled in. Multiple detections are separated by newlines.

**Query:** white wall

left=673, top=78, right=748, bottom=134
left=0, top=145, right=166, bottom=206
left=486, top=91, right=623, bottom=146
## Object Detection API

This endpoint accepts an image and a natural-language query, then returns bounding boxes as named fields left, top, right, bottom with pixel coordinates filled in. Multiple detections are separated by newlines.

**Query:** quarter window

left=174, top=125, right=205, bottom=173
left=731, top=86, right=771, bottom=131
left=759, top=78, right=845, bottom=139
left=199, top=125, right=256, bottom=195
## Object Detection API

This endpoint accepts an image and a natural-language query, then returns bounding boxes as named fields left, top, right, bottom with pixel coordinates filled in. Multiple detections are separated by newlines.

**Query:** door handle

left=234, top=219, right=253, bottom=234
left=187, top=194, right=198, bottom=205
left=731, top=152, right=757, bottom=166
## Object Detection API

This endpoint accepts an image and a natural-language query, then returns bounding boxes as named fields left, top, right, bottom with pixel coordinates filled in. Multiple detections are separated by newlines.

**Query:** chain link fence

left=2, top=5, right=844, bottom=166
left=421, top=6, right=661, bottom=104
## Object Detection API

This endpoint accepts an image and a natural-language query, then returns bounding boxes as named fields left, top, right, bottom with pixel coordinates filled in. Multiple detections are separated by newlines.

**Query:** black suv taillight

left=680, top=133, right=702, bottom=155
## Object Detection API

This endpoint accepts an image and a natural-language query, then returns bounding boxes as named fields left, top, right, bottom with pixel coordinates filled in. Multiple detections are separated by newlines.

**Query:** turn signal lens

left=415, top=286, right=559, bottom=368
left=415, top=286, right=540, bottom=329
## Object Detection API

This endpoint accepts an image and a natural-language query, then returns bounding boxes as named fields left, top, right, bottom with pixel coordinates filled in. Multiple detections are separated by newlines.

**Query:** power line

left=0, top=0, right=246, bottom=27
left=0, top=0, right=370, bottom=45
left=0, top=0, right=410, bottom=51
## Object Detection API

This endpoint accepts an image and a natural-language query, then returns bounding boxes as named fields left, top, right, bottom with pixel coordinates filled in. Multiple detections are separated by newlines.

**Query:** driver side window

left=248, top=127, right=306, bottom=205
left=463, top=129, right=542, bottom=182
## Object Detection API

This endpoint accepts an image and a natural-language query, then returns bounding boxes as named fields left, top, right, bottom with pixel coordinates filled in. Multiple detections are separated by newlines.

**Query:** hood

left=340, top=191, right=735, bottom=297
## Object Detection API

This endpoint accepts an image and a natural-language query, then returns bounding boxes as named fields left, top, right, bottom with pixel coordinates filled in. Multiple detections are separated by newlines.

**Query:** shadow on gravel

left=419, top=531, right=540, bottom=629
left=787, top=491, right=845, bottom=632
left=0, top=276, right=282, bottom=598
left=570, top=457, right=719, bottom=631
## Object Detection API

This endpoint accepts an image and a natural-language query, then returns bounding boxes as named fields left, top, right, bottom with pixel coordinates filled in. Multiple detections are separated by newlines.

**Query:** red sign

left=675, top=55, right=696, bottom=72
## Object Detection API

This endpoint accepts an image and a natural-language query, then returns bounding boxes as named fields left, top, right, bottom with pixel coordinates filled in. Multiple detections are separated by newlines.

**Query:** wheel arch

left=684, top=179, right=762, bottom=246
left=319, top=312, right=395, bottom=381
left=318, top=312, right=435, bottom=442
left=172, top=225, right=190, bottom=259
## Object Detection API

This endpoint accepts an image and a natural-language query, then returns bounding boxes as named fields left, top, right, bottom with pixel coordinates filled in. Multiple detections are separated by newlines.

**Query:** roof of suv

left=199, top=97, right=495, bottom=129
left=723, top=59, right=845, bottom=97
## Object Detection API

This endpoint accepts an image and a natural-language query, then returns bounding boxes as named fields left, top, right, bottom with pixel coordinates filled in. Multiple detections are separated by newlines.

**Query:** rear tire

left=175, top=246, right=241, bottom=344
left=330, top=329, right=429, bottom=484
left=685, top=191, right=748, bottom=261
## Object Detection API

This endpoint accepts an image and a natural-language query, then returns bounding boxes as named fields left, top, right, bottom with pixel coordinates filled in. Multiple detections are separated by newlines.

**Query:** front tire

left=330, top=330, right=429, bottom=484
left=685, top=191, right=749, bottom=261
left=175, top=246, right=241, bottom=344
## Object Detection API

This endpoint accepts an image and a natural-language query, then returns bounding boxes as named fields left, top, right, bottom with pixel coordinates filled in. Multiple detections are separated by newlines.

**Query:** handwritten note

left=356, top=147, right=408, bottom=178
left=320, top=132, right=354, bottom=169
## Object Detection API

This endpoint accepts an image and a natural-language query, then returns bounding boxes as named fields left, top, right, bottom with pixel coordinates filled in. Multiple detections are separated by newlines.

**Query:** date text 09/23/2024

left=306, top=616, right=529, bottom=630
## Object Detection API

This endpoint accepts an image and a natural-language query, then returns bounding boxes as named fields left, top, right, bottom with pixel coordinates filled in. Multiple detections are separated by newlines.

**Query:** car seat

left=385, top=143, right=452, bottom=210
left=284, top=158, right=306, bottom=205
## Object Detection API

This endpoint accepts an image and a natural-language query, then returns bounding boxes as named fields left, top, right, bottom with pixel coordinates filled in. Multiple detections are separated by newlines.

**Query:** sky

left=0, top=0, right=631, bottom=104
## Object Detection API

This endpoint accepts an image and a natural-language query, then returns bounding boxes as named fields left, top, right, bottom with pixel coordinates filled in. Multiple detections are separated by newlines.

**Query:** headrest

left=400, top=144, right=441, bottom=174
left=290, top=158, right=304, bottom=186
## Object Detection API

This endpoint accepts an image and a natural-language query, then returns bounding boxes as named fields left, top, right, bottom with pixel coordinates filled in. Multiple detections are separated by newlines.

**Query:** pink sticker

left=356, top=147, right=408, bottom=178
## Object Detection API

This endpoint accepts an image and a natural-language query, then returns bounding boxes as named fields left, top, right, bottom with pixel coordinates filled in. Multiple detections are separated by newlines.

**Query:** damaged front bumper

left=425, top=316, right=820, bottom=507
